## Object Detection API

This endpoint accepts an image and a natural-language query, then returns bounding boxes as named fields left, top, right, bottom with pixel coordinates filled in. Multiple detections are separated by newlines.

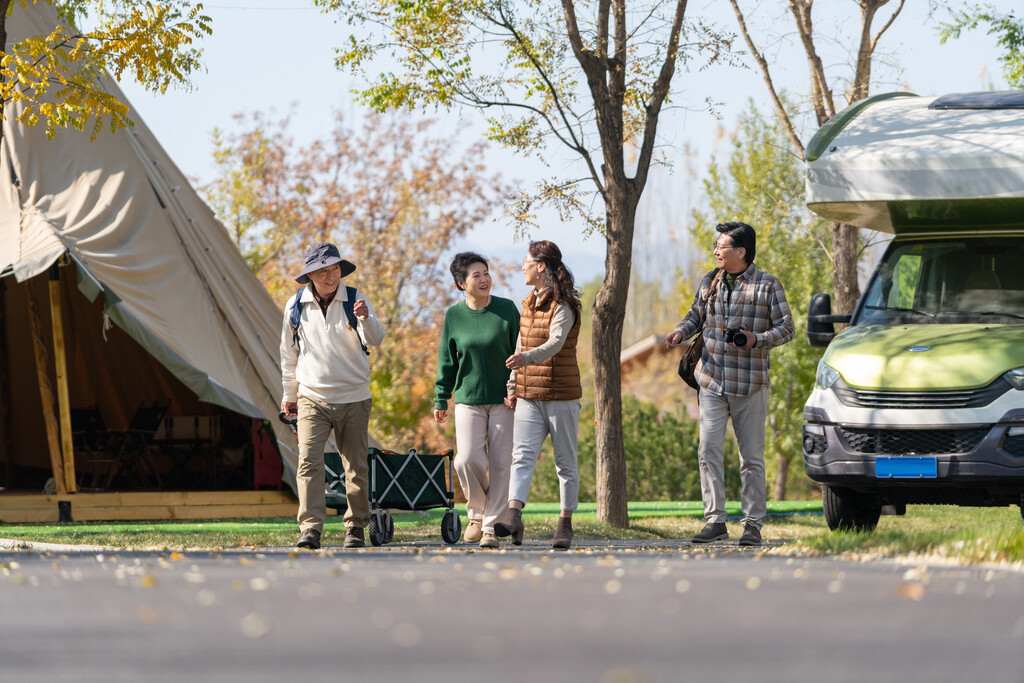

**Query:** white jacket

left=280, top=286, right=386, bottom=404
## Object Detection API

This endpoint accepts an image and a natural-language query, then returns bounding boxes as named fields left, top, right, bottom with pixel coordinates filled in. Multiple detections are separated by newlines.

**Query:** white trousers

left=697, top=387, right=768, bottom=529
left=508, top=398, right=581, bottom=511
left=454, top=403, right=514, bottom=532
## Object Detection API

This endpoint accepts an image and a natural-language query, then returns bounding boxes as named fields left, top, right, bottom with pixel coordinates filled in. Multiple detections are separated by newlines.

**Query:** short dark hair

left=449, top=252, right=489, bottom=290
left=716, top=222, right=755, bottom=265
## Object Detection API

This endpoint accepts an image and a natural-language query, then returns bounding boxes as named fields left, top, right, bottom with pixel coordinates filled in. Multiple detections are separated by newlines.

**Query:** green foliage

left=937, top=3, right=1024, bottom=88
left=688, top=100, right=832, bottom=500
left=1, top=0, right=212, bottom=139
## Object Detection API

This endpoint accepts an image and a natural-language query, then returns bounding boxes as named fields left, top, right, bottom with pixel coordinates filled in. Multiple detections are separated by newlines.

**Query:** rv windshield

left=855, top=236, right=1024, bottom=325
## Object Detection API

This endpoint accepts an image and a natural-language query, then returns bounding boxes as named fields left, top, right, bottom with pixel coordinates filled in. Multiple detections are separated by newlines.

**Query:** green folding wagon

left=364, top=447, right=461, bottom=547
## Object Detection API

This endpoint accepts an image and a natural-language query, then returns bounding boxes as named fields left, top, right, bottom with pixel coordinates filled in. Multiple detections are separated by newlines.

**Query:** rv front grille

left=833, top=379, right=1009, bottom=410
left=836, top=427, right=988, bottom=455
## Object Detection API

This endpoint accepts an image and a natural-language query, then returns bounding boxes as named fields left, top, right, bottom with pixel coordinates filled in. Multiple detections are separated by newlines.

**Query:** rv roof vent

left=930, top=90, right=1024, bottom=110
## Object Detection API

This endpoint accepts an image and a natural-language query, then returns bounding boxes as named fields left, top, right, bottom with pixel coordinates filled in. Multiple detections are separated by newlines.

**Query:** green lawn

left=2, top=502, right=1022, bottom=565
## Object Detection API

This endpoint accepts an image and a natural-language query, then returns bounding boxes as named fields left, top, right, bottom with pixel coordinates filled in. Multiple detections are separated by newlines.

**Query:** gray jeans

left=508, top=398, right=581, bottom=511
left=697, top=387, right=768, bottom=529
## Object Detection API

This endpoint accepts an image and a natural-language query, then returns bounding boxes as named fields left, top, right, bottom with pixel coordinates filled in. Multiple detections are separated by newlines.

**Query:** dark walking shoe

left=551, top=516, right=573, bottom=550
left=691, top=522, right=728, bottom=544
left=739, top=523, right=762, bottom=547
left=493, top=508, right=524, bottom=545
left=296, top=528, right=321, bottom=550
left=344, top=526, right=365, bottom=548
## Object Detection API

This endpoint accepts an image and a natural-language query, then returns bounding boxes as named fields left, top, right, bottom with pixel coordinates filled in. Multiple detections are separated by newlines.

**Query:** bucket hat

left=295, top=242, right=356, bottom=284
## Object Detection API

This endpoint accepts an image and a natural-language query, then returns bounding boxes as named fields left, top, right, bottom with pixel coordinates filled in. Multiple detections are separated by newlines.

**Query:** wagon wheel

left=384, top=511, right=395, bottom=542
left=368, top=517, right=387, bottom=547
left=440, top=510, right=462, bottom=545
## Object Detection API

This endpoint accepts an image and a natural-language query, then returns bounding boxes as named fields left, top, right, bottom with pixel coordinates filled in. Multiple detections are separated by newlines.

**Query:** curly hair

left=529, top=240, right=581, bottom=317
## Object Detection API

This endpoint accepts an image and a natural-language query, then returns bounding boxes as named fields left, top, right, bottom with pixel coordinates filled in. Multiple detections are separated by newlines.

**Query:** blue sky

left=119, top=1, right=1013, bottom=297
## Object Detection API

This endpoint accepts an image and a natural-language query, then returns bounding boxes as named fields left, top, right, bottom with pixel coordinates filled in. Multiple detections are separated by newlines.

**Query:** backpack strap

left=341, top=286, right=370, bottom=357
left=289, top=287, right=305, bottom=350
left=699, top=268, right=723, bottom=327
left=290, top=286, right=370, bottom=357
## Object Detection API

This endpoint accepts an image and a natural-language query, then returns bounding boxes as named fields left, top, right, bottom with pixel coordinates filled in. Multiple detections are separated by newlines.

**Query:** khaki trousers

left=697, top=387, right=768, bottom=529
left=296, top=395, right=372, bottom=533
left=453, top=403, right=514, bottom=532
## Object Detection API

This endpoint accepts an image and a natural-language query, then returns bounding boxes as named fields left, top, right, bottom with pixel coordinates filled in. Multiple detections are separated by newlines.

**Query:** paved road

left=2, top=539, right=1023, bottom=682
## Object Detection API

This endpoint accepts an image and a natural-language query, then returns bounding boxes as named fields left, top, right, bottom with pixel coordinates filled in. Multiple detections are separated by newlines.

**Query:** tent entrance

left=0, top=261, right=283, bottom=494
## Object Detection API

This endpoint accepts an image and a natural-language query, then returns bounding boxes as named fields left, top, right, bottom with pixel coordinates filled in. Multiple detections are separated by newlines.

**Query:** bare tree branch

left=730, top=0, right=806, bottom=156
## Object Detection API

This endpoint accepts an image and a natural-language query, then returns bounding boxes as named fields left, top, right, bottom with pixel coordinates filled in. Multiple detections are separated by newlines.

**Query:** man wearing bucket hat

left=280, top=242, right=386, bottom=549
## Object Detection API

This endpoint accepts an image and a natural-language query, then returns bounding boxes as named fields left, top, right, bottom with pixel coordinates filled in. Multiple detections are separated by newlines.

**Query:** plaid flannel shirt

left=674, top=263, right=795, bottom=396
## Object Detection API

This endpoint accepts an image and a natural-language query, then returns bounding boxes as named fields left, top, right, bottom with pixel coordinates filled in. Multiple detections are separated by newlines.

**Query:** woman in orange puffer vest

left=494, top=240, right=582, bottom=550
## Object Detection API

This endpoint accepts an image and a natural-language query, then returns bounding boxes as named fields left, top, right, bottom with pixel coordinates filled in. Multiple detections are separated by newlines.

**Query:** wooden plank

left=0, top=490, right=296, bottom=511
left=49, top=265, right=77, bottom=493
left=26, top=284, right=66, bottom=495
left=0, top=504, right=297, bottom=524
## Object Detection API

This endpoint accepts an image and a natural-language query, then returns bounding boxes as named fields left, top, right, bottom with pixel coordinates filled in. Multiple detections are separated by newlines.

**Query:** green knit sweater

left=434, top=297, right=520, bottom=410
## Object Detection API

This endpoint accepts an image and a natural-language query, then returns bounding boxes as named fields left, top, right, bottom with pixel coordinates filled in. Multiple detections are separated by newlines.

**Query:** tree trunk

left=830, top=221, right=861, bottom=315
left=593, top=191, right=637, bottom=529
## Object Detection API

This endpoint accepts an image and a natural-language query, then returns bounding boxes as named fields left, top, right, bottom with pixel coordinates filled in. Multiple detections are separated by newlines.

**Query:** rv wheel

left=822, top=484, right=881, bottom=532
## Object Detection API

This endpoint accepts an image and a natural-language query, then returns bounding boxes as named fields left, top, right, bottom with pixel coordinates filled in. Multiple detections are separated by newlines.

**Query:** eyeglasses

left=713, top=242, right=734, bottom=252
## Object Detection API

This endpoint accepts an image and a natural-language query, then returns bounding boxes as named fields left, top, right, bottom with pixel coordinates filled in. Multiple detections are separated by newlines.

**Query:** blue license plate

left=875, top=456, right=937, bottom=479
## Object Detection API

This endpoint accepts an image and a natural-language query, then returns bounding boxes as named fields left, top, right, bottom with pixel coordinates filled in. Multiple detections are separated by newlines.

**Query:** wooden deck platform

left=0, top=490, right=298, bottom=523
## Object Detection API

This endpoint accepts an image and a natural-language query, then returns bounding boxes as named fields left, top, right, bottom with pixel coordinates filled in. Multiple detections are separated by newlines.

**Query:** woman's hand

left=503, top=395, right=517, bottom=411
left=433, top=409, right=447, bottom=424
left=505, top=352, right=526, bottom=370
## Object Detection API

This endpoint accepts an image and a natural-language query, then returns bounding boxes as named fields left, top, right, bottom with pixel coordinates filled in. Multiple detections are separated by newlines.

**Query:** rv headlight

left=1004, top=367, right=1024, bottom=391
left=815, top=360, right=841, bottom=390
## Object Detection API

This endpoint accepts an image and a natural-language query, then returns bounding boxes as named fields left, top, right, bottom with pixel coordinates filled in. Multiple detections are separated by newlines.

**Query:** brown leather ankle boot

left=493, top=508, right=524, bottom=545
left=552, top=516, right=573, bottom=550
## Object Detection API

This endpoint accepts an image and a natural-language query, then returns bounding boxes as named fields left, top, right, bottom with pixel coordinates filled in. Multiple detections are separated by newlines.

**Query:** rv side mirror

left=807, top=293, right=852, bottom=348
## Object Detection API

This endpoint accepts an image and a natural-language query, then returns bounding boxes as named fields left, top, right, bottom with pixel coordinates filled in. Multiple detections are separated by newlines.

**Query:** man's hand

left=665, top=331, right=683, bottom=348
left=353, top=299, right=369, bottom=319
left=738, top=331, right=757, bottom=351
left=433, top=409, right=447, bottom=424
left=281, top=400, right=297, bottom=417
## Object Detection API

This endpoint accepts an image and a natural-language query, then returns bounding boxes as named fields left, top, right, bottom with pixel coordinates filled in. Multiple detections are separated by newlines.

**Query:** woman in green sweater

left=433, top=252, right=521, bottom=548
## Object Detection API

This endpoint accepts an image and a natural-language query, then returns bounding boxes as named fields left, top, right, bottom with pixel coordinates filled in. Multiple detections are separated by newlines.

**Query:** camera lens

left=733, top=331, right=747, bottom=347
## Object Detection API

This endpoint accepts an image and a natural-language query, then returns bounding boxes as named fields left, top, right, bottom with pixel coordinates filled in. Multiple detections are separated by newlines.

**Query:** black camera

left=724, top=327, right=748, bottom=348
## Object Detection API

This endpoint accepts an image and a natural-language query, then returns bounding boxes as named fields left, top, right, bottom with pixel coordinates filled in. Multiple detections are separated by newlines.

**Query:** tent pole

left=26, top=280, right=67, bottom=495
left=49, top=262, right=77, bottom=494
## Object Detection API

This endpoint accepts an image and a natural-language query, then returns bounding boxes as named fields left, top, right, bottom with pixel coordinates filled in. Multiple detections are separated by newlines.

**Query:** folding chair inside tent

left=103, top=400, right=171, bottom=489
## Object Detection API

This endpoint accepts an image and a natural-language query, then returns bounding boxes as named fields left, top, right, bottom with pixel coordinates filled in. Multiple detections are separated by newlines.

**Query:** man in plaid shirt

left=666, top=222, right=794, bottom=546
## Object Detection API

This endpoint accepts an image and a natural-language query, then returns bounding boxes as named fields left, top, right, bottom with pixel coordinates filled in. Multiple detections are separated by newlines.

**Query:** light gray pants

left=508, top=398, right=581, bottom=511
left=697, top=387, right=768, bottom=529
left=454, top=403, right=514, bottom=533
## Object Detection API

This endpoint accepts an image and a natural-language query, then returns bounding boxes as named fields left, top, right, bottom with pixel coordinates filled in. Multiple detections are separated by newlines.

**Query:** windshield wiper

left=864, top=305, right=937, bottom=319
left=940, top=310, right=1024, bottom=320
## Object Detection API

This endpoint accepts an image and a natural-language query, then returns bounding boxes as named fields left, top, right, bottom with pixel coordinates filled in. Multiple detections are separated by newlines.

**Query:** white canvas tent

left=0, top=3, right=300, bottom=494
